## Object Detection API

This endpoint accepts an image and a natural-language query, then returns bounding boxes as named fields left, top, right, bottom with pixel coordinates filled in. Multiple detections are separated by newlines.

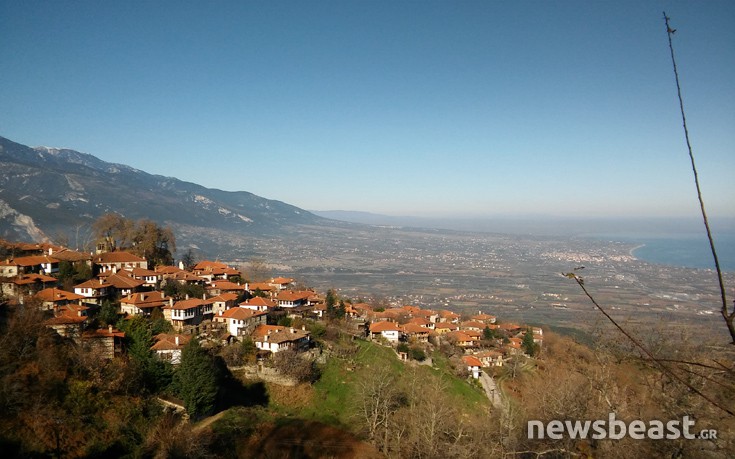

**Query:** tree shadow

left=251, top=419, right=382, bottom=459
left=213, top=357, right=269, bottom=411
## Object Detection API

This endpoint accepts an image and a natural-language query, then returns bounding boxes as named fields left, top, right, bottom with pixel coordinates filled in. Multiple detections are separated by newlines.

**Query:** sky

left=1, top=1, right=734, bottom=219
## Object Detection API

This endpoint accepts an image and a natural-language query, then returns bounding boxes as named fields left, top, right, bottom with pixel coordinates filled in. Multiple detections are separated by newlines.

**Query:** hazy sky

left=1, top=1, right=733, bottom=218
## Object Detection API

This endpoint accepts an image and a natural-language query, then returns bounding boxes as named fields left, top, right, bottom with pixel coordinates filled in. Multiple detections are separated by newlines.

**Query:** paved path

left=479, top=372, right=504, bottom=410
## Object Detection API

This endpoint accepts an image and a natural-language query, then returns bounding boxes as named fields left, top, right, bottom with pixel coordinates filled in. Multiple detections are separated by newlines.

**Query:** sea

left=317, top=213, right=735, bottom=272
left=595, top=232, right=735, bottom=272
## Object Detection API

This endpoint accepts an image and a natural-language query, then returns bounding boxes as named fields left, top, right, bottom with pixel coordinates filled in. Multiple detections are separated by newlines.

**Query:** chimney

left=302, top=325, right=306, bottom=331
left=108, top=324, right=113, bottom=334
left=185, top=294, right=189, bottom=300
left=203, top=293, right=207, bottom=300
left=175, top=336, right=179, bottom=346
left=178, top=261, right=184, bottom=270
left=264, top=335, right=268, bottom=342
left=141, top=293, right=145, bottom=301
left=169, top=298, right=174, bottom=307
left=290, top=327, right=295, bottom=334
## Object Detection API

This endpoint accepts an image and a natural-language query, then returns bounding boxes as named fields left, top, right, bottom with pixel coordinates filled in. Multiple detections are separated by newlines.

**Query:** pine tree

left=521, top=329, right=538, bottom=357
left=325, top=288, right=338, bottom=320
left=173, top=339, right=219, bottom=419
left=483, top=326, right=496, bottom=341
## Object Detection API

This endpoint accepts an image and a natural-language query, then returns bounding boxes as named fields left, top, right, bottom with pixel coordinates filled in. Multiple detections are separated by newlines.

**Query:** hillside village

left=0, top=237, right=543, bottom=394
left=3, top=238, right=734, bottom=459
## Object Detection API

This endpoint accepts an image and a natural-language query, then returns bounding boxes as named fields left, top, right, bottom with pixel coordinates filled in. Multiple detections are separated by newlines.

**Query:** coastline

left=621, top=237, right=734, bottom=272
left=629, top=244, right=645, bottom=258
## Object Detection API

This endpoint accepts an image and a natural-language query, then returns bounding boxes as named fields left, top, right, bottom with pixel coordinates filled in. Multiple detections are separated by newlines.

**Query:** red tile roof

left=370, top=321, right=402, bottom=333
left=155, top=265, right=184, bottom=274
left=170, top=271, right=206, bottom=282
left=49, top=249, right=90, bottom=262
left=462, top=355, right=483, bottom=367
left=105, top=272, right=145, bottom=289
left=151, top=333, right=191, bottom=351
left=121, top=291, right=167, bottom=306
left=207, top=281, right=246, bottom=291
left=93, top=251, right=146, bottom=263
left=13, top=273, right=57, bottom=285
left=269, top=277, right=294, bottom=285
left=82, top=326, right=125, bottom=339
left=402, top=323, right=430, bottom=334
left=472, top=313, right=497, bottom=322
left=277, top=291, right=312, bottom=302
left=249, top=282, right=275, bottom=292
left=352, top=302, right=373, bottom=311
left=131, top=267, right=159, bottom=277
left=168, top=298, right=208, bottom=310
left=402, top=305, right=421, bottom=314
left=408, top=317, right=431, bottom=326
left=446, top=331, right=474, bottom=343
left=35, top=288, right=84, bottom=302
left=221, top=307, right=266, bottom=321
left=45, top=314, right=88, bottom=325
left=193, top=260, right=230, bottom=270
left=211, top=292, right=239, bottom=302
left=413, top=309, right=437, bottom=318
left=7, top=255, right=59, bottom=266
left=252, top=324, right=286, bottom=338
left=241, top=297, right=276, bottom=308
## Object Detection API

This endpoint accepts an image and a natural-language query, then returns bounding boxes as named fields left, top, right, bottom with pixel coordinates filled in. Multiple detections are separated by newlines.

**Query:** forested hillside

left=1, top=298, right=733, bottom=458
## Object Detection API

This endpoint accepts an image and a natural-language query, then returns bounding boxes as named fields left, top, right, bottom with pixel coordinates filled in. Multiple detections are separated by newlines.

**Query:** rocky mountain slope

left=0, top=135, right=333, bottom=253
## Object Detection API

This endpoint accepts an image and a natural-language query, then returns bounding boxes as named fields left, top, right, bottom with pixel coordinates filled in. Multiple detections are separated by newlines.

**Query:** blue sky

left=1, top=1, right=733, bottom=218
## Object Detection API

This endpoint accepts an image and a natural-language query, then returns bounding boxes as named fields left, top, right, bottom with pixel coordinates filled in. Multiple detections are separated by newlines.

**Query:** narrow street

left=479, top=372, right=504, bottom=410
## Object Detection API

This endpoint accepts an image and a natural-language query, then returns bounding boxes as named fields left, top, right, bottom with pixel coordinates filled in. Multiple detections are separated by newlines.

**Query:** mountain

left=0, top=135, right=334, bottom=253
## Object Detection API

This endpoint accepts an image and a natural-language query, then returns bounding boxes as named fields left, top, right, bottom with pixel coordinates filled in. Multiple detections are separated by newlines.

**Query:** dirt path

left=192, top=410, right=227, bottom=432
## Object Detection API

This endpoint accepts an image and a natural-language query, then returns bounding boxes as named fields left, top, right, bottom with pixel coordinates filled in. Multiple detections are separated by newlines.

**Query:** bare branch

left=564, top=272, right=734, bottom=417
left=663, top=11, right=734, bottom=343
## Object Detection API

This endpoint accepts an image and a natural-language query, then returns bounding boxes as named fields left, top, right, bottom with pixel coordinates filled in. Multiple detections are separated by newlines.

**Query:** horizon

left=310, top=209, right=735, bottom=235
left=1, top=1, right=733, bottom=219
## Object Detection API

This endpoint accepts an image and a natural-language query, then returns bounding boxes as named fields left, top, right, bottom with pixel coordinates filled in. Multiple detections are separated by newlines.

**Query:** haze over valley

left=2, top=134, right=731, bottom=342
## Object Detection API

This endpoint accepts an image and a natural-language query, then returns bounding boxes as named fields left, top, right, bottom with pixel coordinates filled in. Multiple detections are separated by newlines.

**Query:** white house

left=220, top=307, right=267, bottom=338
left=253, top=325, right=311, bottom=353
left=151, top=334, right=191, bottom=364
left=240, top=296, right=276, bottom=312
left=74, top=278, right=113, bottom=304
left=369, top=321, right=403, bottom=343
left=462, top=355, right=483, bottom=379
left=93, top=251, right=148, bottom=273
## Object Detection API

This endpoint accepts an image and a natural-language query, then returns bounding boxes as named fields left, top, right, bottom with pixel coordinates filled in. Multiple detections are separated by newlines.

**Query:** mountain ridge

left=0, top=135, right=335, bottom=252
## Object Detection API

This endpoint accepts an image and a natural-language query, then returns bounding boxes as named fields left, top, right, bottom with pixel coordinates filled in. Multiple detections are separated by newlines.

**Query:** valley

left=211, top=223, right=732, bottom=344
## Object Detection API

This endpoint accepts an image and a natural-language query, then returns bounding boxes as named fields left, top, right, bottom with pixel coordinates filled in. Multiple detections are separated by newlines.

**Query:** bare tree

left=355, top=366, right=405, bottom=453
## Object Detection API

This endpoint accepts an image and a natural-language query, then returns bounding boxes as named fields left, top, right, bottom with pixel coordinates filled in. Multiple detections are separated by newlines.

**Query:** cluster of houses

left=365, top=305, right=543, bottom=378
left=0, top=241, right=312, bottom=361
left=1, top=239, right=543, bottom=379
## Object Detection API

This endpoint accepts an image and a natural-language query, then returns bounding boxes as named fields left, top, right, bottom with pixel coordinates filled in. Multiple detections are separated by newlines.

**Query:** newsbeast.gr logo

left=528, top=413, right=718, bottom=440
